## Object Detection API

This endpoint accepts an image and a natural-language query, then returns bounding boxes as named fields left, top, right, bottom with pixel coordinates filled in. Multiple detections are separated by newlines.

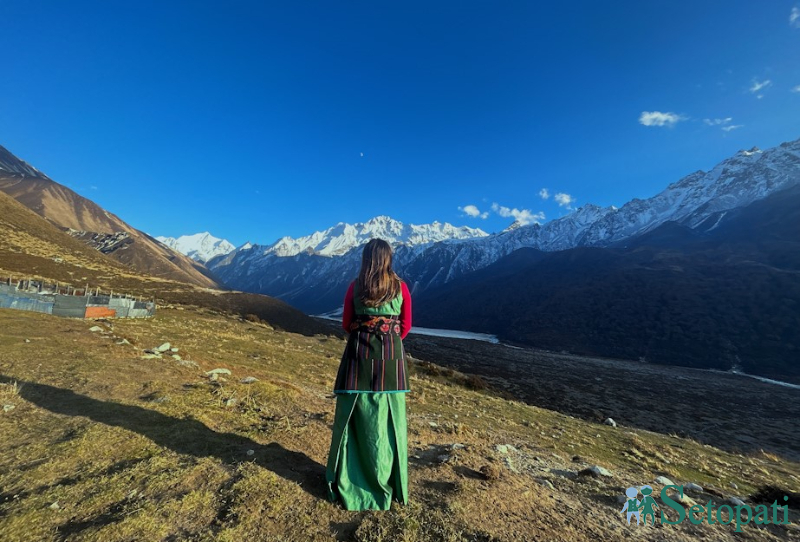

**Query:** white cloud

left=791, top=7, right=800, bottom=28
left=554, top=192, right=575, bottom=209
left=791, top=85, right=800, bottom=93
left=721, top=125, right=744, bottom=132
left=638, top=111, right=685, bottom=127
left=458, top=204, right=488, bottom=219
left=491, top=203, right=545, bottom=226
left=539, top=188, right=550, bottom=200
left=703, top=117, right=732, bottom=126
left=749, top=79, right=772, bottom=94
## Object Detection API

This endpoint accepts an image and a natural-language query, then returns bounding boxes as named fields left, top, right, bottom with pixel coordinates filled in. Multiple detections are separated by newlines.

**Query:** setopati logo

left=620, top=484, right=792, bottom=532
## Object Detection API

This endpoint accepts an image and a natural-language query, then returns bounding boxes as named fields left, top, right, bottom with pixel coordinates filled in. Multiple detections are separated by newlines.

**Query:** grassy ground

left=1, top=308, right=798, bottom=541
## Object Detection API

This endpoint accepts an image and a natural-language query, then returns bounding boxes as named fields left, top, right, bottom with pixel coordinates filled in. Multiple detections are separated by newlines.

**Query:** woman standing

left=325, top=239, right=412, bottom=510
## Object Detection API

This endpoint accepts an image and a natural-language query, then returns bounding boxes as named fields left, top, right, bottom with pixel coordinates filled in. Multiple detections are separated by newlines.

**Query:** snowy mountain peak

left=739, top=146, right=762, bottom=157
left=502, top=220, right=524, bottom=233
left=208, top=136, right=800, bottom=313
left=156, top=232, right=236, bottom=263
left=259, top=216, right=489, bottom=257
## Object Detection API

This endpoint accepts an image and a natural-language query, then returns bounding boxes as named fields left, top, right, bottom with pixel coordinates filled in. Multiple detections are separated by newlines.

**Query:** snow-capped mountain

left=263, top=216, right=488, bottom=257
left=209, top=137, right=800, bottom=314
left=156, top=232, right=236, bottom=264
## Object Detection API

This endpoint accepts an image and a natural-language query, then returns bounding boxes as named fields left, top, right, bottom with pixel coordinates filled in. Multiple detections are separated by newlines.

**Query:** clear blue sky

left=2, top=1, right=799, bottom=246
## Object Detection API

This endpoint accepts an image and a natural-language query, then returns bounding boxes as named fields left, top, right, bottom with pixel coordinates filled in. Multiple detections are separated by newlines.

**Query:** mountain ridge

left=156, top=232, right=236, bottom=264
left=209, top=136, right=800, bottom=313
left=0, top=144, right=219, bottom=288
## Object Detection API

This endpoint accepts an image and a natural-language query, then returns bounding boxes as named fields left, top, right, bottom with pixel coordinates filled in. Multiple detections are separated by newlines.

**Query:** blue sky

left=2, top=1, right=799, bottom=246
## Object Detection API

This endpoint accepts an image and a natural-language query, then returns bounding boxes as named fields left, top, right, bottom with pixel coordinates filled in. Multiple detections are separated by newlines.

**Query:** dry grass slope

left=0, top=189, right=327, bottom=337
left=0, top=174, right=217, bottom=288
left=0, top=308, right=798, bottom=542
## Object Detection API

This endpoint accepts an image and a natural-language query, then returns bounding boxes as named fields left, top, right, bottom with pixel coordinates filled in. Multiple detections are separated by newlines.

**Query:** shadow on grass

left=0, top=375, right=326, bottom=500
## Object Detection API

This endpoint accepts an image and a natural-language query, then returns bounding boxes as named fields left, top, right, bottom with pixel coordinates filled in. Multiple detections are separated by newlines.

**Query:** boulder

left=538, top=479, right=556, bottom=491
left=655, top=476, right=675, bottom=486
left=726, top=497, right=746, bottom=507
left=603, top=418, right=617, bottom=427
left=671, top=492, right=697, bottom=507
left=206, top=368, right=232, bottom=376
left=579, top=465, right=612, bottom=478
left=89, top=326, right=103, bottom=332
left=156, top=342, right=172, bottom=353
left=684, top=482, right=703, bottom=493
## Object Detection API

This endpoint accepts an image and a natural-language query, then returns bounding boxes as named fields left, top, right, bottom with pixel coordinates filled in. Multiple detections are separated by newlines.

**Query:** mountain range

left=3, top=137, right=798, bottom=379
left=156, top=232, right=236, bottom=264
left=206, top=138, right=800, bottom=313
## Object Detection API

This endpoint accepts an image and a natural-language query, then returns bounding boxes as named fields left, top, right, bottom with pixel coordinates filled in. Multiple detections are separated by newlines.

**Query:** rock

left=3, top=404, right=15, bottom=412
left=503, top=457, right=519, bottom=473
left=437, top=454, right=451, bottom=463
left=177, top=359, right=199, bottom=368
left=240, top=377, right=259, bottom=384
left=171, top=354, right=182, bottom=361
left=495, top=444, right=518, bottom=454
left=24, top=339, right=30, bottom=343
left=579, top=465, right=612, bottom=478
left=428, top=421, right=438, bottom=428
left=671, top=492, right=697, bottom=507
left=206, top=368, right=232, bottom=376
left=170, top=347, right=179, bottom=353
left=49, top=502, right=60, bottom=510
left=726, top=497, right=746, bottom=507
left=655, top=476, right=675, bottom=486
left=156, top=342, right=172, bottom=353
left=89, top=326, right=103, bottom=332
left=225, top=398, right=237, bottom=407
left=684, top=482, right=703, bottom=493
left=116, top=339, right=130, bottom=345
left=603, top=418, right=617, bottom=427
left=537, top=479, right=555, bottom=491
left=572, top=455, right=583, bottom=463
left=246, top=449, right=255, bottom=456
left=451, top=443, right=466, bottom=450
left=730, top=482, right=738, bottom=490
left=141, top=354, right=162, bottom=360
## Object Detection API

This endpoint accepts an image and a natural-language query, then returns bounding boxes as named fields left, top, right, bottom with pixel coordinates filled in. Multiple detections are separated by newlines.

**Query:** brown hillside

left=0, top=155, right=218, bottom=289
left=0, top=190, right=328, bottom=337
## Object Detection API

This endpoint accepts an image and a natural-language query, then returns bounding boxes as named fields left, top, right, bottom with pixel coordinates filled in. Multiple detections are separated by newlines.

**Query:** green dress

left=325, top=285, right=409, bottom=510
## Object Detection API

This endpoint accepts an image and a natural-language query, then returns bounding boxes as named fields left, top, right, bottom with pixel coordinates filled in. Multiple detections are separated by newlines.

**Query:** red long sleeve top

left=342, top=281, right=412, bottom=339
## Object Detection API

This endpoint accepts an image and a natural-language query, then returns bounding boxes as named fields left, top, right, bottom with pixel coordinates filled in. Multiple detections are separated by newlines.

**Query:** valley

left=400, top=332, right=800, bottom=462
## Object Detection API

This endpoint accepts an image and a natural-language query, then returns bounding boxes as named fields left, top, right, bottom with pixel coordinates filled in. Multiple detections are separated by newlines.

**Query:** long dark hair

left=357, top=239, right=401, bottom=307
